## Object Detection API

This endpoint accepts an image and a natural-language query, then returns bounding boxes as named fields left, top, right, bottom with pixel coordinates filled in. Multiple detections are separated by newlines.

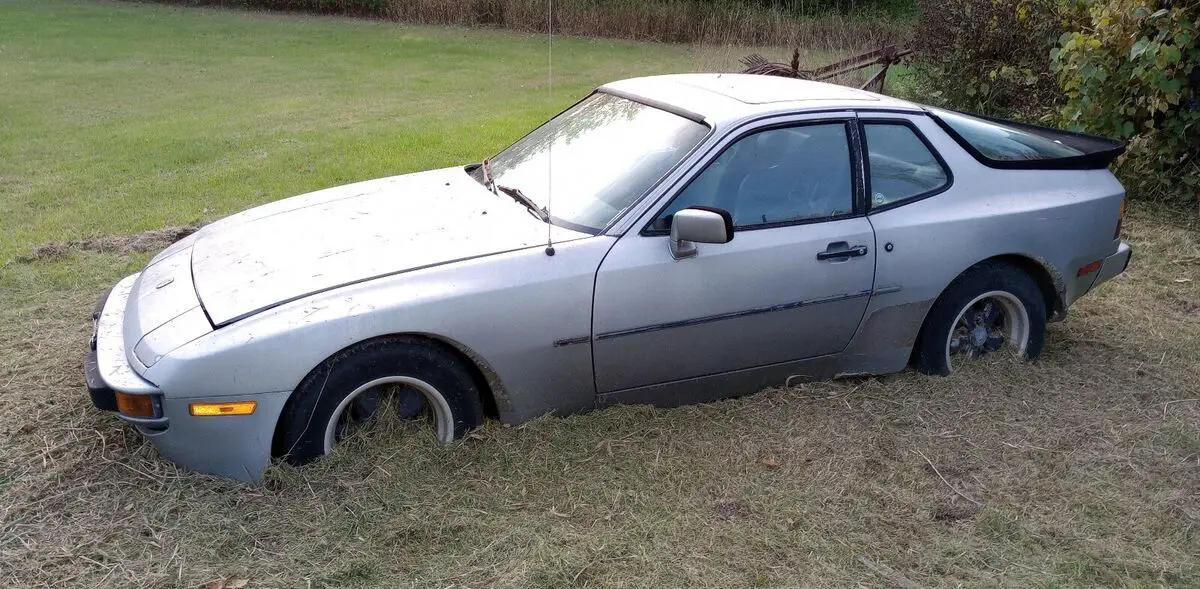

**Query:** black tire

left=274, top=336, right=485, bottom=465
left=913, top=261, right=1047, bottom=376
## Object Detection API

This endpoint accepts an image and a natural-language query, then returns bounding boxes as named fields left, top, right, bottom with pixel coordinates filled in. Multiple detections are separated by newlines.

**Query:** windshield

left=471, top=92, right=710, bottom=232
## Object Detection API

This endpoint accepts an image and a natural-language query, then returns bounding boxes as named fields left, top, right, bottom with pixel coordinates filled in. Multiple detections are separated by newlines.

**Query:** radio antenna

left=544, top=0, right=556, bottom=257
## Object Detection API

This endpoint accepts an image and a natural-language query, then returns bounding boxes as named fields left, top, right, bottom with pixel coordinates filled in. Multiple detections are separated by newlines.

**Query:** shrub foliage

left=910, top=0, right=1084, bottom=118
left=913, top=0, right=1198, bottom=206
left=1052, top=0, right=1198, bottom=203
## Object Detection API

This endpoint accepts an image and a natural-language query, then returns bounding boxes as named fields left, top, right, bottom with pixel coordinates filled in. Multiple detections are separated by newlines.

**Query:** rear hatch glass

left=929, top=107, right=1125, bottom=170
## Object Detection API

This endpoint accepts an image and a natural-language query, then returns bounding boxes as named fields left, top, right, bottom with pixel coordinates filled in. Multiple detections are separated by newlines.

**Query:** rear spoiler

left=930, top=109, right=1127, bottom=171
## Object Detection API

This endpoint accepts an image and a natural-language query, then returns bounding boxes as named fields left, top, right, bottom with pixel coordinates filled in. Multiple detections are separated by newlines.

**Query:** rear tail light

left=1115, top=198, right=1126, bottom=239
left=115, top=392, right=155, bottom=418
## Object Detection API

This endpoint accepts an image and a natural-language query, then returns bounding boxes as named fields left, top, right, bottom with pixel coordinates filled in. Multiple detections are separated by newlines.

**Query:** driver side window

left=652, top=122, right=854, bottom=231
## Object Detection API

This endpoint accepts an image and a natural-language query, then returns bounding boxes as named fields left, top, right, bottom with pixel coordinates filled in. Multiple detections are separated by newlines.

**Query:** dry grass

left=0, top=2, right=1194, bottom=586
left=0, top=209, right=1197, bottom=588
left=156, top=0, right=913, bottom=49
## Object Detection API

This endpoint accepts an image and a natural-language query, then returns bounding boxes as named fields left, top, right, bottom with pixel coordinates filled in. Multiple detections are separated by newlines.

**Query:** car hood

left=188, top=166, right=588, bottom=326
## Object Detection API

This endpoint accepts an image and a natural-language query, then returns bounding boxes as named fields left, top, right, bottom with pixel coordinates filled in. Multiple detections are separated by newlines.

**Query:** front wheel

left=913, top=262, right=1047, bottom=376
left=274, top=337, right=485, bottom=465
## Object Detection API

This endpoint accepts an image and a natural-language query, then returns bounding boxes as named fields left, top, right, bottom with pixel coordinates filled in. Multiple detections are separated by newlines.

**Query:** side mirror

left=669, top=206, right=734, bottom=259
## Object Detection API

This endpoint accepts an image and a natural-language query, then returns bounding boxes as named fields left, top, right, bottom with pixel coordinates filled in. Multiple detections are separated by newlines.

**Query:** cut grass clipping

left=1, top=1, right=1197, bottom=588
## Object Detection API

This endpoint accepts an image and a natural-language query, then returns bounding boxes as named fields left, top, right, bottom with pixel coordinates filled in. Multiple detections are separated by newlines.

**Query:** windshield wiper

left=496, top=184, right=549, bottom=223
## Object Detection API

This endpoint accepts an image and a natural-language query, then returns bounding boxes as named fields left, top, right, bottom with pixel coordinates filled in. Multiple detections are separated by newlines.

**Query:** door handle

left=816, top=242, right=869, bottom=261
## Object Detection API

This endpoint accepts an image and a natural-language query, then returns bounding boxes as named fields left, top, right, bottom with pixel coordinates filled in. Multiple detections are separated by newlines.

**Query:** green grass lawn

left=1, top=2, right=1197, bottom=588
left=0, top=0, right=710, bottom=264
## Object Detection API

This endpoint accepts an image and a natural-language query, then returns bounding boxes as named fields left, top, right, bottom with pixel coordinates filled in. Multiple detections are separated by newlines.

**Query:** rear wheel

left=274, top=337, right=484, bottom=465
left=913, top=263, right=1047, bottom=375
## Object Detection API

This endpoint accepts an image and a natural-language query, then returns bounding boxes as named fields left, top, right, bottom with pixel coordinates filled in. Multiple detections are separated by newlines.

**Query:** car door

left=592, top=115, right=876, bottom=394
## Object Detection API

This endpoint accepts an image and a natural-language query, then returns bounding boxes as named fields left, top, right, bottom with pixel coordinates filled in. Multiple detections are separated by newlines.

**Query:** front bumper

left=140, top=391, right=291, bottom=482
left=85, top=286, right=118, bottom=411
left=85, top=275, right=290, bottom=483
left=86, top=280, right=154, bottom=413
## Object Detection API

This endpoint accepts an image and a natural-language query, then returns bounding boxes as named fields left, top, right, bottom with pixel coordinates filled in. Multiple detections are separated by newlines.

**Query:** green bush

left=1052, top=0, right=1199, bottom=204
left=911, top=0, right=1198, bottom=206
left=909, top=0, right=1085, bottom=118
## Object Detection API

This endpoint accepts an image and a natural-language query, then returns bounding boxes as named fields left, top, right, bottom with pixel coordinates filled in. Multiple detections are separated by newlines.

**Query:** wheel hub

left=944, top=290, right=1032, bottom=371
left=970, top=326, right=989, bottom=347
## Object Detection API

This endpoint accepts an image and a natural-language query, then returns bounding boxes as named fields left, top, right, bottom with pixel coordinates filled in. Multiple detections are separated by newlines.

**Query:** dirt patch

left=12, top=222, right=207, bottom=263
left=931, top=503, right=979, bottom=523
left=1168, top=297, right=1199, bottom=315
left=712, top=499, right=752, bottom=520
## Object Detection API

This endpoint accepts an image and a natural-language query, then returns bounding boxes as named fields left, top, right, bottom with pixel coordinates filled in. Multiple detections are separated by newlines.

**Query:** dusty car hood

left=190, top=167, right=588, bottom=326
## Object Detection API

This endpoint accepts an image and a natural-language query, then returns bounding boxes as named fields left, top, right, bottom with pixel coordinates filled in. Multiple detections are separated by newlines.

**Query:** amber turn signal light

left=115, top=392, right=155, bottom=418
left=189, top=401, right=257, bottom=416
left=1077, top=260, right=1103, bottom=277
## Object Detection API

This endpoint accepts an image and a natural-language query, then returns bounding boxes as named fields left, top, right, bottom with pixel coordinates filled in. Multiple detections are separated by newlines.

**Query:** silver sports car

left=85, top=74, right=1132, bottom=481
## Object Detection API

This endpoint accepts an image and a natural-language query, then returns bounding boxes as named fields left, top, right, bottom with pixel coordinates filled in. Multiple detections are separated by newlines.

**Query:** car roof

left=599, top=73, right=924, bottom=125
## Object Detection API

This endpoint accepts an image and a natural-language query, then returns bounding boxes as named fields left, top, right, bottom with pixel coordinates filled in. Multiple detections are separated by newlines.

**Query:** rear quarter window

left=929, top=108, right=1083, bottom=161
left=862, top=122, right=950, bottom=209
